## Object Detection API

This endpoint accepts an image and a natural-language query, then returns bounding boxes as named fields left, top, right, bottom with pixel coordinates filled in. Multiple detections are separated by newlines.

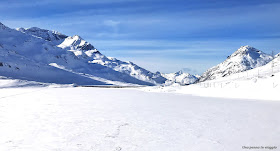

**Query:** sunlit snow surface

left=0, top=86, right=279, bottom=151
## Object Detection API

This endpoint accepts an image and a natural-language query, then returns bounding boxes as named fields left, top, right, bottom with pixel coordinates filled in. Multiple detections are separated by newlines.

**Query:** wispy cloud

left=103, top=20, right=120, bottom=27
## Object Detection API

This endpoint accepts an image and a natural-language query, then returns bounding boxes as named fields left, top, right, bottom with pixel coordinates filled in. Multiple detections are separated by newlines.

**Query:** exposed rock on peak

left=0, top=22, right=9, bottom=30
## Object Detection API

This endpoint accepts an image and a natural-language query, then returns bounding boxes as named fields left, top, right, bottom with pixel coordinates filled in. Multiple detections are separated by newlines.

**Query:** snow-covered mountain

left=17, top=27, right=67, bottom=44
left=199, top=46, right=273, bottom=82
left=57, top=35, right=166, bottom=84
left=145, top=54, right=280, bottom=100
left=162, top=70, right=198, bottom=85
left=0, top=22, right=166, bottom=86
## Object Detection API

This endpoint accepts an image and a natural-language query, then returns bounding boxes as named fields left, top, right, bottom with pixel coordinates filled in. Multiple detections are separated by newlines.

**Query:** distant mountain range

left=0, top=22, right=279, bottom=86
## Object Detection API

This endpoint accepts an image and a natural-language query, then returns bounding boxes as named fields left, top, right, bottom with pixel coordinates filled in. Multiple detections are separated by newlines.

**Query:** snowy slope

left=179, top=56, right=280, bottom=100
left=0, top=22, right=165, bottom=86
left=91, top=57, right=166, bottom=84
left=0, top=76, right=45, bottom=88
left=22, top=27, right=166, bottom=85
left=161, top=70, right=198, bottom=85
left=57, top=35, right=166, bottom=84
left=199, top=46, right=273, bottom=82
left=0, top=23, right=108, bottom=85
left=144, top=53, right=280, bottom=100
left=20, top=24, right=166, bottom=85
left=17, top=27, right=67, bottom=44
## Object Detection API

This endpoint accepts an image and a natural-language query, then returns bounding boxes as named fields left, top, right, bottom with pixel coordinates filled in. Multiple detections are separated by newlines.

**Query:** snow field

left=0, top=87, right=279, bottom=151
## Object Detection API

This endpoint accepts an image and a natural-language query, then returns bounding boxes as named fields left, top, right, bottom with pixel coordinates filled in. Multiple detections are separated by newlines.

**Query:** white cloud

left=103, top=20, right=120, bottom=27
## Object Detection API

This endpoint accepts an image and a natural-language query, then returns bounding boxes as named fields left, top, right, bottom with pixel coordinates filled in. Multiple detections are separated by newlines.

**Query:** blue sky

left=1, top=0, right=280, bottom=74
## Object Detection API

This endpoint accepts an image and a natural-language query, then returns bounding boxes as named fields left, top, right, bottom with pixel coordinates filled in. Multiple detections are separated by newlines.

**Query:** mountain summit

left=0, top=22, right=166, bottom=86
left=199, top=46, right=273, bottom=82
left=0, top=22, right=7, bottom=29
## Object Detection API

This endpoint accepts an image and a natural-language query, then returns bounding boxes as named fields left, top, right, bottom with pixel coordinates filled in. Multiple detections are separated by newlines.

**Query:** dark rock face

left=77, top=43, right=95, bottom=51
left=0, top=22, right=9, bottom=30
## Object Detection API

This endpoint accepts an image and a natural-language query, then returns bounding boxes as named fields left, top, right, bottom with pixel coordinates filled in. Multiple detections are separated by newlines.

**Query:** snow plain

left=0, top=86, right=279, bottom=151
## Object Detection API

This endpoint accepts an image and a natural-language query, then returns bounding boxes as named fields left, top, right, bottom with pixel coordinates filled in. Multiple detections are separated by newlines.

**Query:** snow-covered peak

left=229, top=45, right=267, bottom=60
left=235, top=45, right=254, bottom=52
left=1, top=23, right=166, bottom=86
left=199, top=46, right=273, bottom=82
left=58, top=35, right=95, bottom=51
left=230, top=45, right=272, bottom=66
left=57, top=34, right=166, bottom=85
left=17, top=27, right=67, bottom=42
left=162, top=71, right=198, bottom=85
left=231, top=45, right=252, bottom=55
